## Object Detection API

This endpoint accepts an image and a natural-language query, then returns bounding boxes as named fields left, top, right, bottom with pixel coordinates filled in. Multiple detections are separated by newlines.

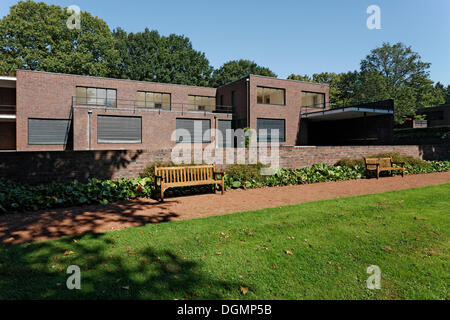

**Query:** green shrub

left=0, top=177, right=152, bottom=213
left=224, top=163, right=365, bottom=190
left=335, top=152, right=429, bottom=168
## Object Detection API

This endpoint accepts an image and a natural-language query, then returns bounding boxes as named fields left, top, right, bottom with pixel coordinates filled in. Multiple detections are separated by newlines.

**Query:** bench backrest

left=364, top=157, right=393, bottom=170
left=155, top=165, right=215, bottom=184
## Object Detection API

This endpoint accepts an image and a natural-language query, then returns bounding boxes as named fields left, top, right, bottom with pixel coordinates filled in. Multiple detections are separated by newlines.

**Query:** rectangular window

left=257, top=118, right=285, bottom=142
left=217, top=120, right=232, bottom=147
left=76, top=87, right=117, bottom=107
left=136, top=91, right=171, bottom=110
left=28, top=118, right=70, bottom=145
left=97, top=116, right=142, bottom=144
left=188, top=95, right=216, bottom=112
left=256, top=86, right=285, bottom=106
left=302, top=92, right=325, bottom=108
left=176, top=118, right=211, bottom=143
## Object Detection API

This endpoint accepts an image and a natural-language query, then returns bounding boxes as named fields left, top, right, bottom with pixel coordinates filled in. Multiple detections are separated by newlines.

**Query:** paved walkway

left=1, top=172, right=449, bottom=244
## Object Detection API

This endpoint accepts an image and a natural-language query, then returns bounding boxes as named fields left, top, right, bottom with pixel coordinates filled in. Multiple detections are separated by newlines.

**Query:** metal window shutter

left=257, top=119, right=285, bottom=142
left=28, top=119, right=70, bottom=145
left=218, top=120, right=232, bottom=147
left=98, top=116, right=141, bottom=143
left=176, top=119, right=210, bottom=142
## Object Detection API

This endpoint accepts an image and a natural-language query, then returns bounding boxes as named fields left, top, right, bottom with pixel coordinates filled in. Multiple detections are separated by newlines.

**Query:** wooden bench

left=155, top=165, right=225, bottom=201
left=364, top=157, right=405, bottom=179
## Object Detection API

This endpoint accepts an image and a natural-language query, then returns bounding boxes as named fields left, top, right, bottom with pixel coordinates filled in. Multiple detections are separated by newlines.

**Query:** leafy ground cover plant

left=1, top=158, right=449, bottom=213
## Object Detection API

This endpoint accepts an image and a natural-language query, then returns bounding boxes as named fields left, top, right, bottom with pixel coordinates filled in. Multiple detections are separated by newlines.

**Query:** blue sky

left=1, top=0, right=449, bottom=85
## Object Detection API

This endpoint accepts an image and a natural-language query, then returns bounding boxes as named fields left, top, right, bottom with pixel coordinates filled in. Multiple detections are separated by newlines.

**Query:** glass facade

left=188, top=95, right=216, bottom=111
left=76, top=87, right=116, bottom=107
left=136, top=91, right=171, bottom=110
left=302, top=92, right=325, bottom=108
left=257, top=87, right=285, bottom=105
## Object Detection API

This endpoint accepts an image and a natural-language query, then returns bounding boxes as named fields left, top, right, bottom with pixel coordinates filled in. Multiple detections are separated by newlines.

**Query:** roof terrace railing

left=71, top=97, right=234, bottom=115
left=301, top=99, right=394, bottom=115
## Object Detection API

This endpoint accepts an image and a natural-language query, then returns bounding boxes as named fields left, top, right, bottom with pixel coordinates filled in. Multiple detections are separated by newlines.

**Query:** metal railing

left=0, top=104, right=16, bottom=114
left=301, top=99, right=394, bottom=115
left=71, top=97, right=234, bottom=114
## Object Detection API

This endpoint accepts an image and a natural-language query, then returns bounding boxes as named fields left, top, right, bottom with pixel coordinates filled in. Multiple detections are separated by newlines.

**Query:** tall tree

left=435, top=82, right=450, bottom=104
left=0, top=0, right=119, bottom=77
left=211, top=60, right=276, bottom=87
left=113, top=28, right=213, bottom=86
left=360, top=42, right=444, bottom=122
left=287, top=74, right=312, bottom=82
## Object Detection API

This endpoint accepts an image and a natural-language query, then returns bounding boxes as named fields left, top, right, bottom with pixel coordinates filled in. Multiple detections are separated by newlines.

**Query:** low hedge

left=335, top=152, right=429, bottom=168
left=1, top=159, right=449, bottom=213
left=335, top=153, right=450, bottom=175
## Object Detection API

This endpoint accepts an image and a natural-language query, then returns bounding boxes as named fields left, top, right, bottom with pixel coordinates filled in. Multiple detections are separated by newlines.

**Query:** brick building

left=0, top=70, right=394, bottom=151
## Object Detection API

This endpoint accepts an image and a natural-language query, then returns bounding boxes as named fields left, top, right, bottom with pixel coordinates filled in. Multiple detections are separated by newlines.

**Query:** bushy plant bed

left=0, top=177, right=152, bottom=213
left=224, top=163, right=365, bottom=189
left=1, top=159, right=449, bottom=213
left=335, top=153, right=450, bottom=176
left=335, top=152, right=429, bottom=168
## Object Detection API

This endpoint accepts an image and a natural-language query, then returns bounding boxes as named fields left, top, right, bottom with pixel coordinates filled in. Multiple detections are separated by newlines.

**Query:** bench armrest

left=214, top=171, right=225, bottom=176
left=392, top=162, right=405, bottom=166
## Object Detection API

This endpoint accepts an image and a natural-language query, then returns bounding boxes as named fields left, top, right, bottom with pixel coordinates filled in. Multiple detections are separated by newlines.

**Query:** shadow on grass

left=0, top=233, right=240, bottom=300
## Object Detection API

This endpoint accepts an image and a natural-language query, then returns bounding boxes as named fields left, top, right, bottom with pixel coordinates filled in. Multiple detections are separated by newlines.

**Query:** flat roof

left=301, top=106, right=393, bottom=121
left=16, top=70, right=215, bottom=91
left=0, top=76, right=16, bottom=81
left=217, top=74, right=330, bottom=89
left=0, top=76, right=16, bottom=88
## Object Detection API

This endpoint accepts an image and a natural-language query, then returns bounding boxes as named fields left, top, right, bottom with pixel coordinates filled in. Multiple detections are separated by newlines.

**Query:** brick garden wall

left=0, top=144, right=448, bottom=185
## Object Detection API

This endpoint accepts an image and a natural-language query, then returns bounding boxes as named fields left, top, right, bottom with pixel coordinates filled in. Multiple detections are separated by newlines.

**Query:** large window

left=76, top=87, right=117, bottom=107
left=97, top=116, right=142, bottom=144
left=257, top=87, right=285, bottom=105
left=188, top=95, right=216, bottom=112
left=302, top=92, right=325, bottom=108
left=257, top=118, right=285, bottom=142
left=28, top=118, right=70, bottom=145
left=176, top=118, right=211, bottom=143
left=136, top=91, right=171, bottom=110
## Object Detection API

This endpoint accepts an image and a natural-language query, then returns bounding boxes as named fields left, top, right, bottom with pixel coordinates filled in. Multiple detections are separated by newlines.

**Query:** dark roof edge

left=216, top=74, right=331, bottom=89
left=16, top=69, right=217, bottom=91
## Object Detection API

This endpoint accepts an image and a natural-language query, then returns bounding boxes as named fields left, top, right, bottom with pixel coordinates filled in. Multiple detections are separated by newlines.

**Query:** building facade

left=0, top=70, right=394, bottom=152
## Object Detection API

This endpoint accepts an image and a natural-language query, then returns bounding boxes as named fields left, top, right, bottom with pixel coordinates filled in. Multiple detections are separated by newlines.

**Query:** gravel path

left=1, top=172, right=449, bottom=244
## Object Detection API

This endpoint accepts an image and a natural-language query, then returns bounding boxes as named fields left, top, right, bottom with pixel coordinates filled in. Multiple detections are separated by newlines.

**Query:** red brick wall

left=16, top=70, right=220, bottom=151
left=1, top=144, right=447, bottom=185
left=15, top=71, right=330, bottom=152
left=248, top=75, right=329, bottom=146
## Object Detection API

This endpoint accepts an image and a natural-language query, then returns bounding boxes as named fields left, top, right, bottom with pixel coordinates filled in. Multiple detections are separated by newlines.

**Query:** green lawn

left=0, top=184, right=449, bottom=300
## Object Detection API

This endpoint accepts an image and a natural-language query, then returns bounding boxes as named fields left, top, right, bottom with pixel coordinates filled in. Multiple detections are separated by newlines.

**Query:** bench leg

left=221, top=176, right=225, bottom=195
left=160, top=186, right=165, bottom=202
left=376, top=168, right=380, bottom=179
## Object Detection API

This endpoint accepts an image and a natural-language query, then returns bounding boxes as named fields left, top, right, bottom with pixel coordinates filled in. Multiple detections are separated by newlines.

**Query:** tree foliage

left=0, top=0, right=120, bottom=77
left=289, top=43, right=445, bottom=123
left=435, top=82, right=450, bottom=104
left=211, top=59, right=276, bottom=87
left=113, top=28, right=213, bottom=86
